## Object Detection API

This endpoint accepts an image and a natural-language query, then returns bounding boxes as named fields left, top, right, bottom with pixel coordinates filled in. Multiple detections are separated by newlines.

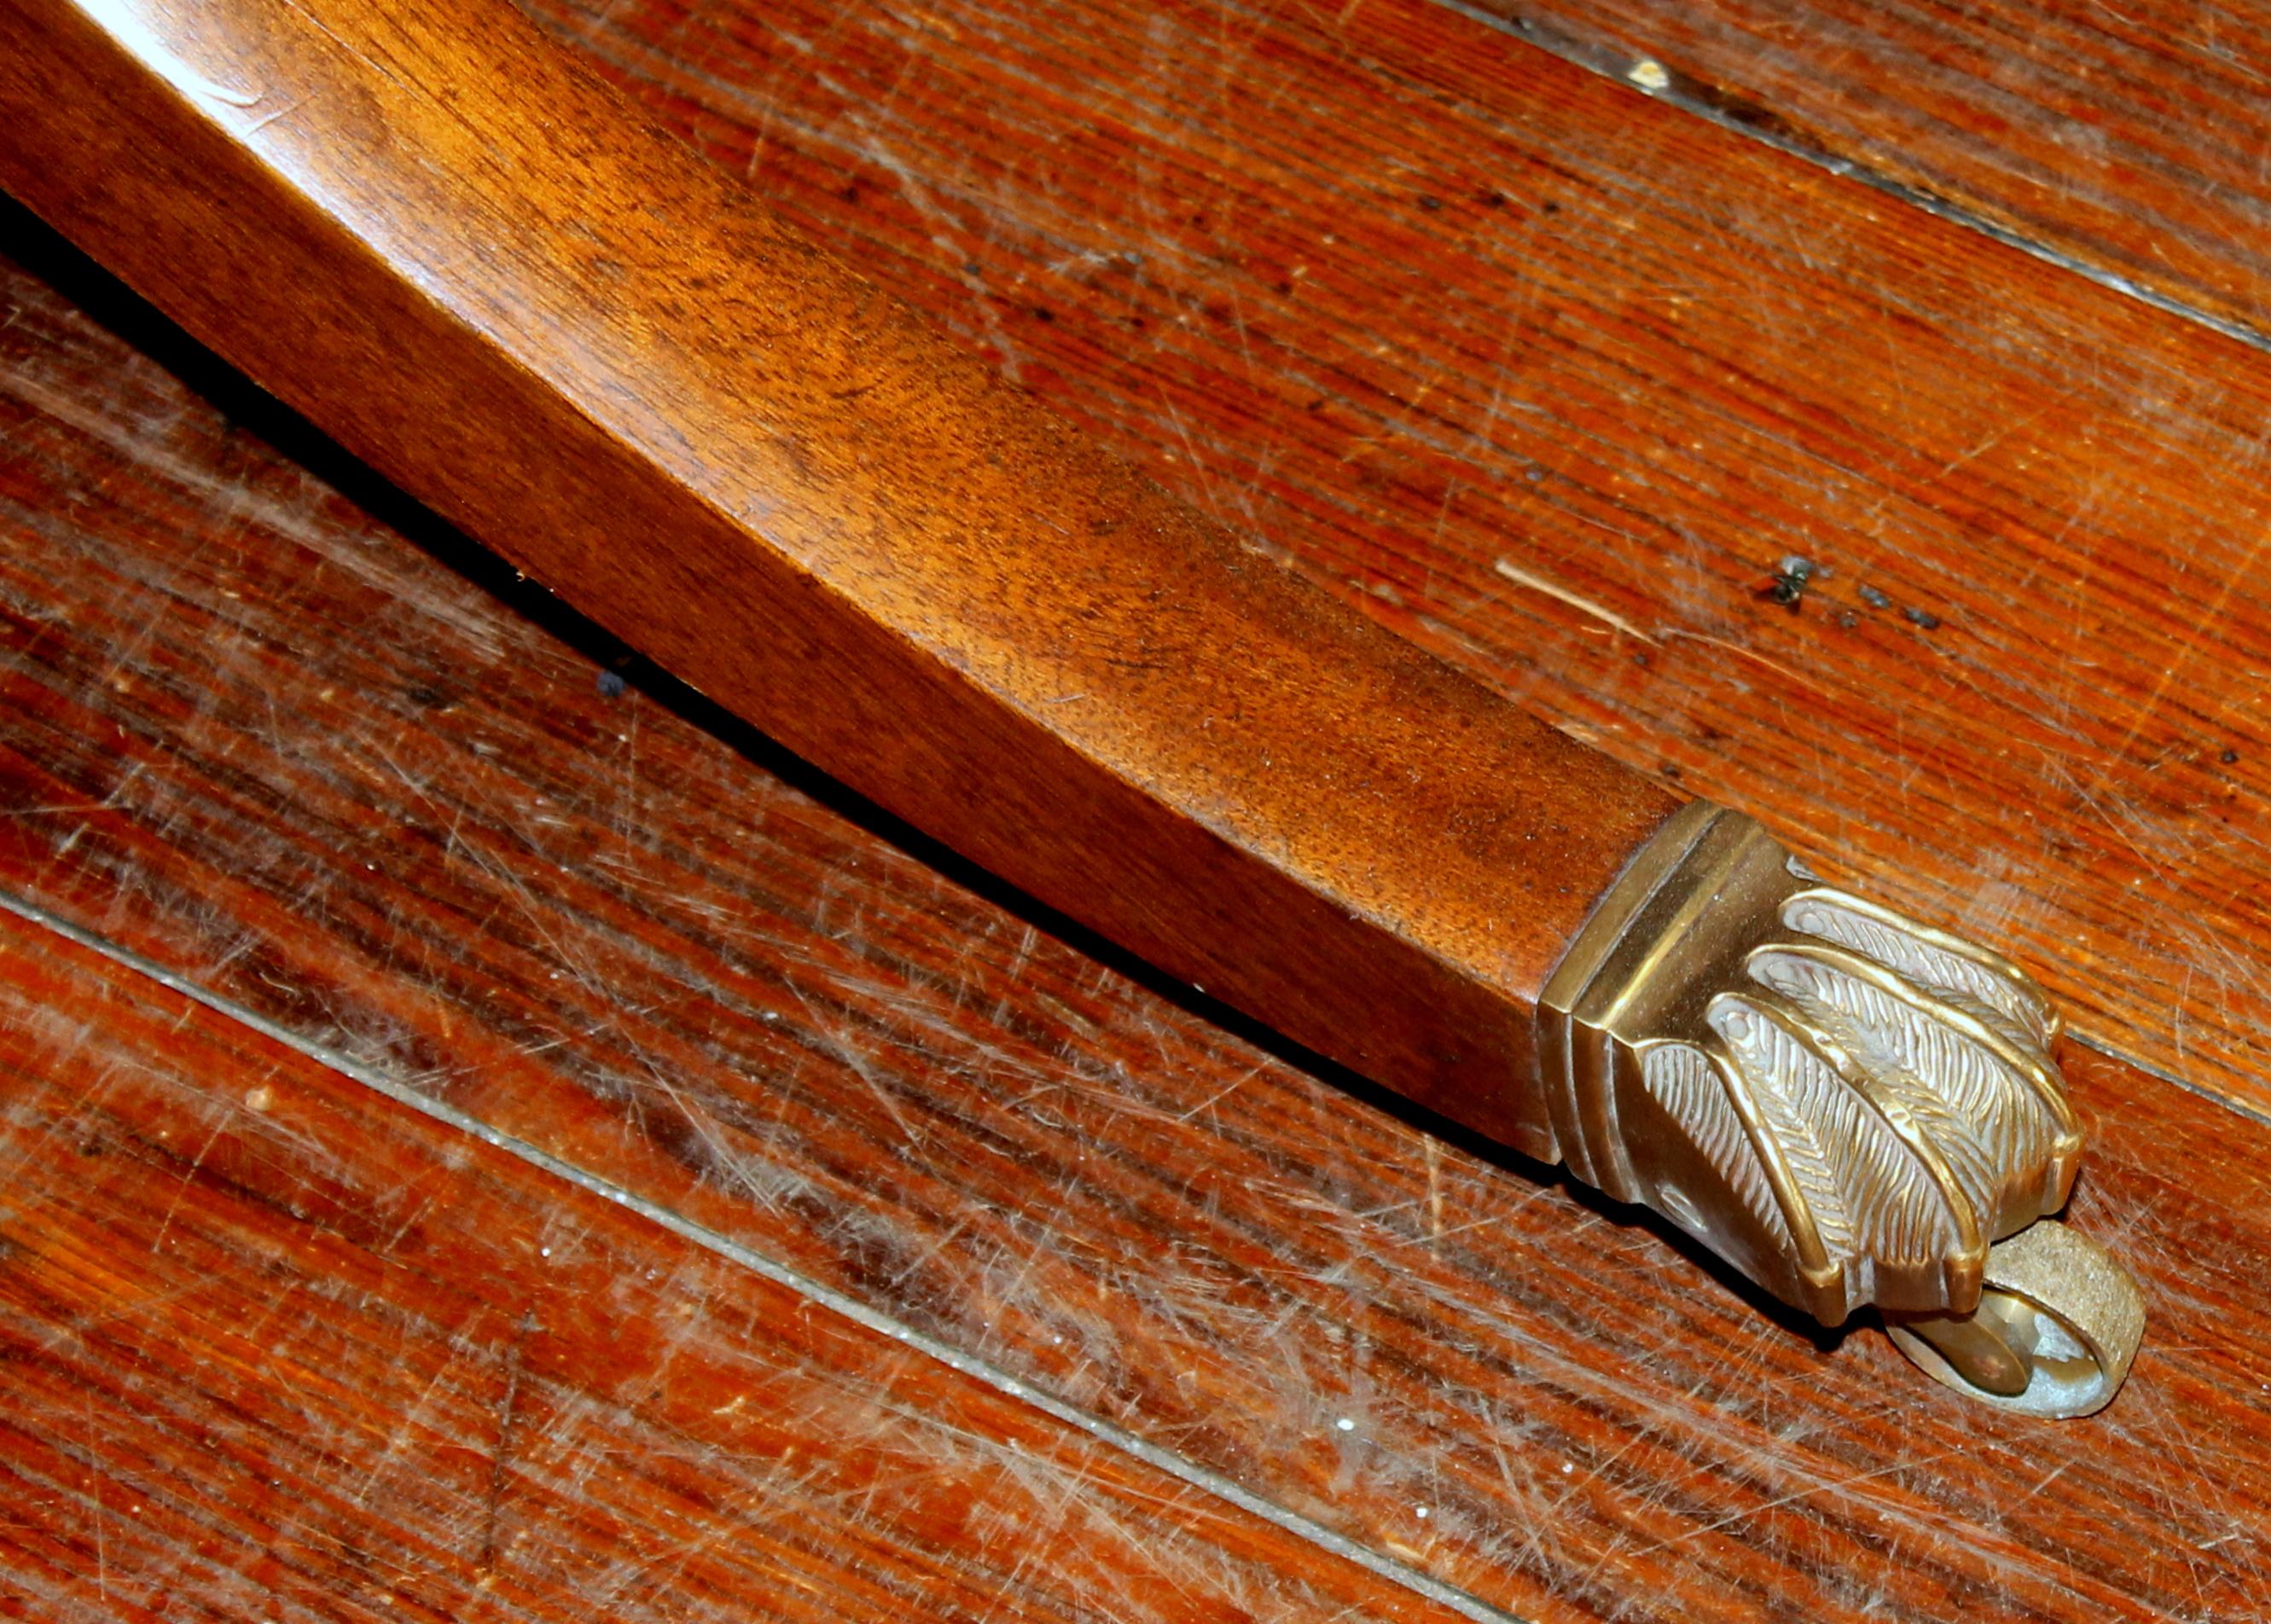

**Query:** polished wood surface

left=3, top=0, right=2271, bottom=1618
left=522, top=0, right=2271, bottom=1122
left=0, top=0, right=1680, bottom=1161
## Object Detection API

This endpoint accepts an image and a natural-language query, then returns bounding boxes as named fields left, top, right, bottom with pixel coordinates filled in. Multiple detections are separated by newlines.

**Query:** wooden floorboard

left=519, top=0, right=2271, bottom=1122
left=4, top=226, right=2269, bottom=1619
left=1462, top=0, right=2271, bottom=347
left=0, top=907, right=1475, bottom=1624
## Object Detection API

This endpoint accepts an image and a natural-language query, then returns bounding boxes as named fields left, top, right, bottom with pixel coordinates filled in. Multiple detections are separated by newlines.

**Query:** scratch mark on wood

left=1658, top=628, right=1827, bottom=695
left=479, top=1309, right=533, bottom=1573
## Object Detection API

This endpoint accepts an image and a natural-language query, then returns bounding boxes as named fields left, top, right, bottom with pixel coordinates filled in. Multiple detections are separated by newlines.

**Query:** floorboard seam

left=1430, top=0, right=2271, bottom=360
left=2070, top=1029, right=2271, bottom=1129
left=0, top=884, right=1530, bottom=1624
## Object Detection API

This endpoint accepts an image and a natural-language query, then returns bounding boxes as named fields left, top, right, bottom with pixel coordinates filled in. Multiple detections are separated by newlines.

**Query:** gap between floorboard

left=1429, top=0, right=2271, bottom=359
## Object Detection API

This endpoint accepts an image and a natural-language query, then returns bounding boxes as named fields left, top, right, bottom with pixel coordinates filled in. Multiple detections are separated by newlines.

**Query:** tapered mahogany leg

left=0, top=0, right=2139, bottom=1412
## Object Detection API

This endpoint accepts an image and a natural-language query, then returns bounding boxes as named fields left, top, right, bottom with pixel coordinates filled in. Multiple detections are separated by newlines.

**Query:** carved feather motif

left=1640, top=1045, right=1790, bottom=1250
left=1711, top=1000, right=1959, bottom=1273
left=1750, top=949, right=2055, bottom=1238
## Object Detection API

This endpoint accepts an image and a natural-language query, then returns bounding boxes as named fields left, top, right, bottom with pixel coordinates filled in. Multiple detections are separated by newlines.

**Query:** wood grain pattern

left=520, top=0, right=2271, bottom=1121
left=0, top=909, right=1472, bottom=1623
left=0, top=0, right=1683, bottom=1167
left=1465, top=0, right=2271, bottom=345
left=5, top=235, right=2269, bottom=1621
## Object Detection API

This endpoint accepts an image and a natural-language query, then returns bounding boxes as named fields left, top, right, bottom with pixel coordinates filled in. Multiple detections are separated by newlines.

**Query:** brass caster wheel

left=1886, top=1220, right=2144, bottom=1418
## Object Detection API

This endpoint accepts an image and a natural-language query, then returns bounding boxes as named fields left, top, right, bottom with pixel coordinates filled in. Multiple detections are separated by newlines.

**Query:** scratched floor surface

left=5, top=0, right=2271, bottom=1619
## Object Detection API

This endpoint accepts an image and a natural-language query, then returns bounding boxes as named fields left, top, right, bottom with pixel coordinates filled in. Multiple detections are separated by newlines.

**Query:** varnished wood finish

left=522, top=0, right=2271, bottom=1121
left=0, top=910, right=1468, bottom=1623
left=1472, top=0, right=2271, bottom=345
left=0, top=0, right=1684, bottom=1163
left=5, top=241, right=2269, bottom=1621
left=7, top=0, right=2271, bottom=1614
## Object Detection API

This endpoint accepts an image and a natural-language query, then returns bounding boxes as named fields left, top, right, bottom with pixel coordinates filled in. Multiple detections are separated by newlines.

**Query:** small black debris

left=1902, top=606, right=1943, bottom=630
left=1763, top=555, right=1815, bottom=608
left=1417, top=194, right=1444, bottom=212
left=1834, top=610, right=1859, bottom=629
left=1858, top=583, right=1892, bottom=611
left=597, top=670, right=628, bottom=699
left=2222, top=748, right=2242, bottom=764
